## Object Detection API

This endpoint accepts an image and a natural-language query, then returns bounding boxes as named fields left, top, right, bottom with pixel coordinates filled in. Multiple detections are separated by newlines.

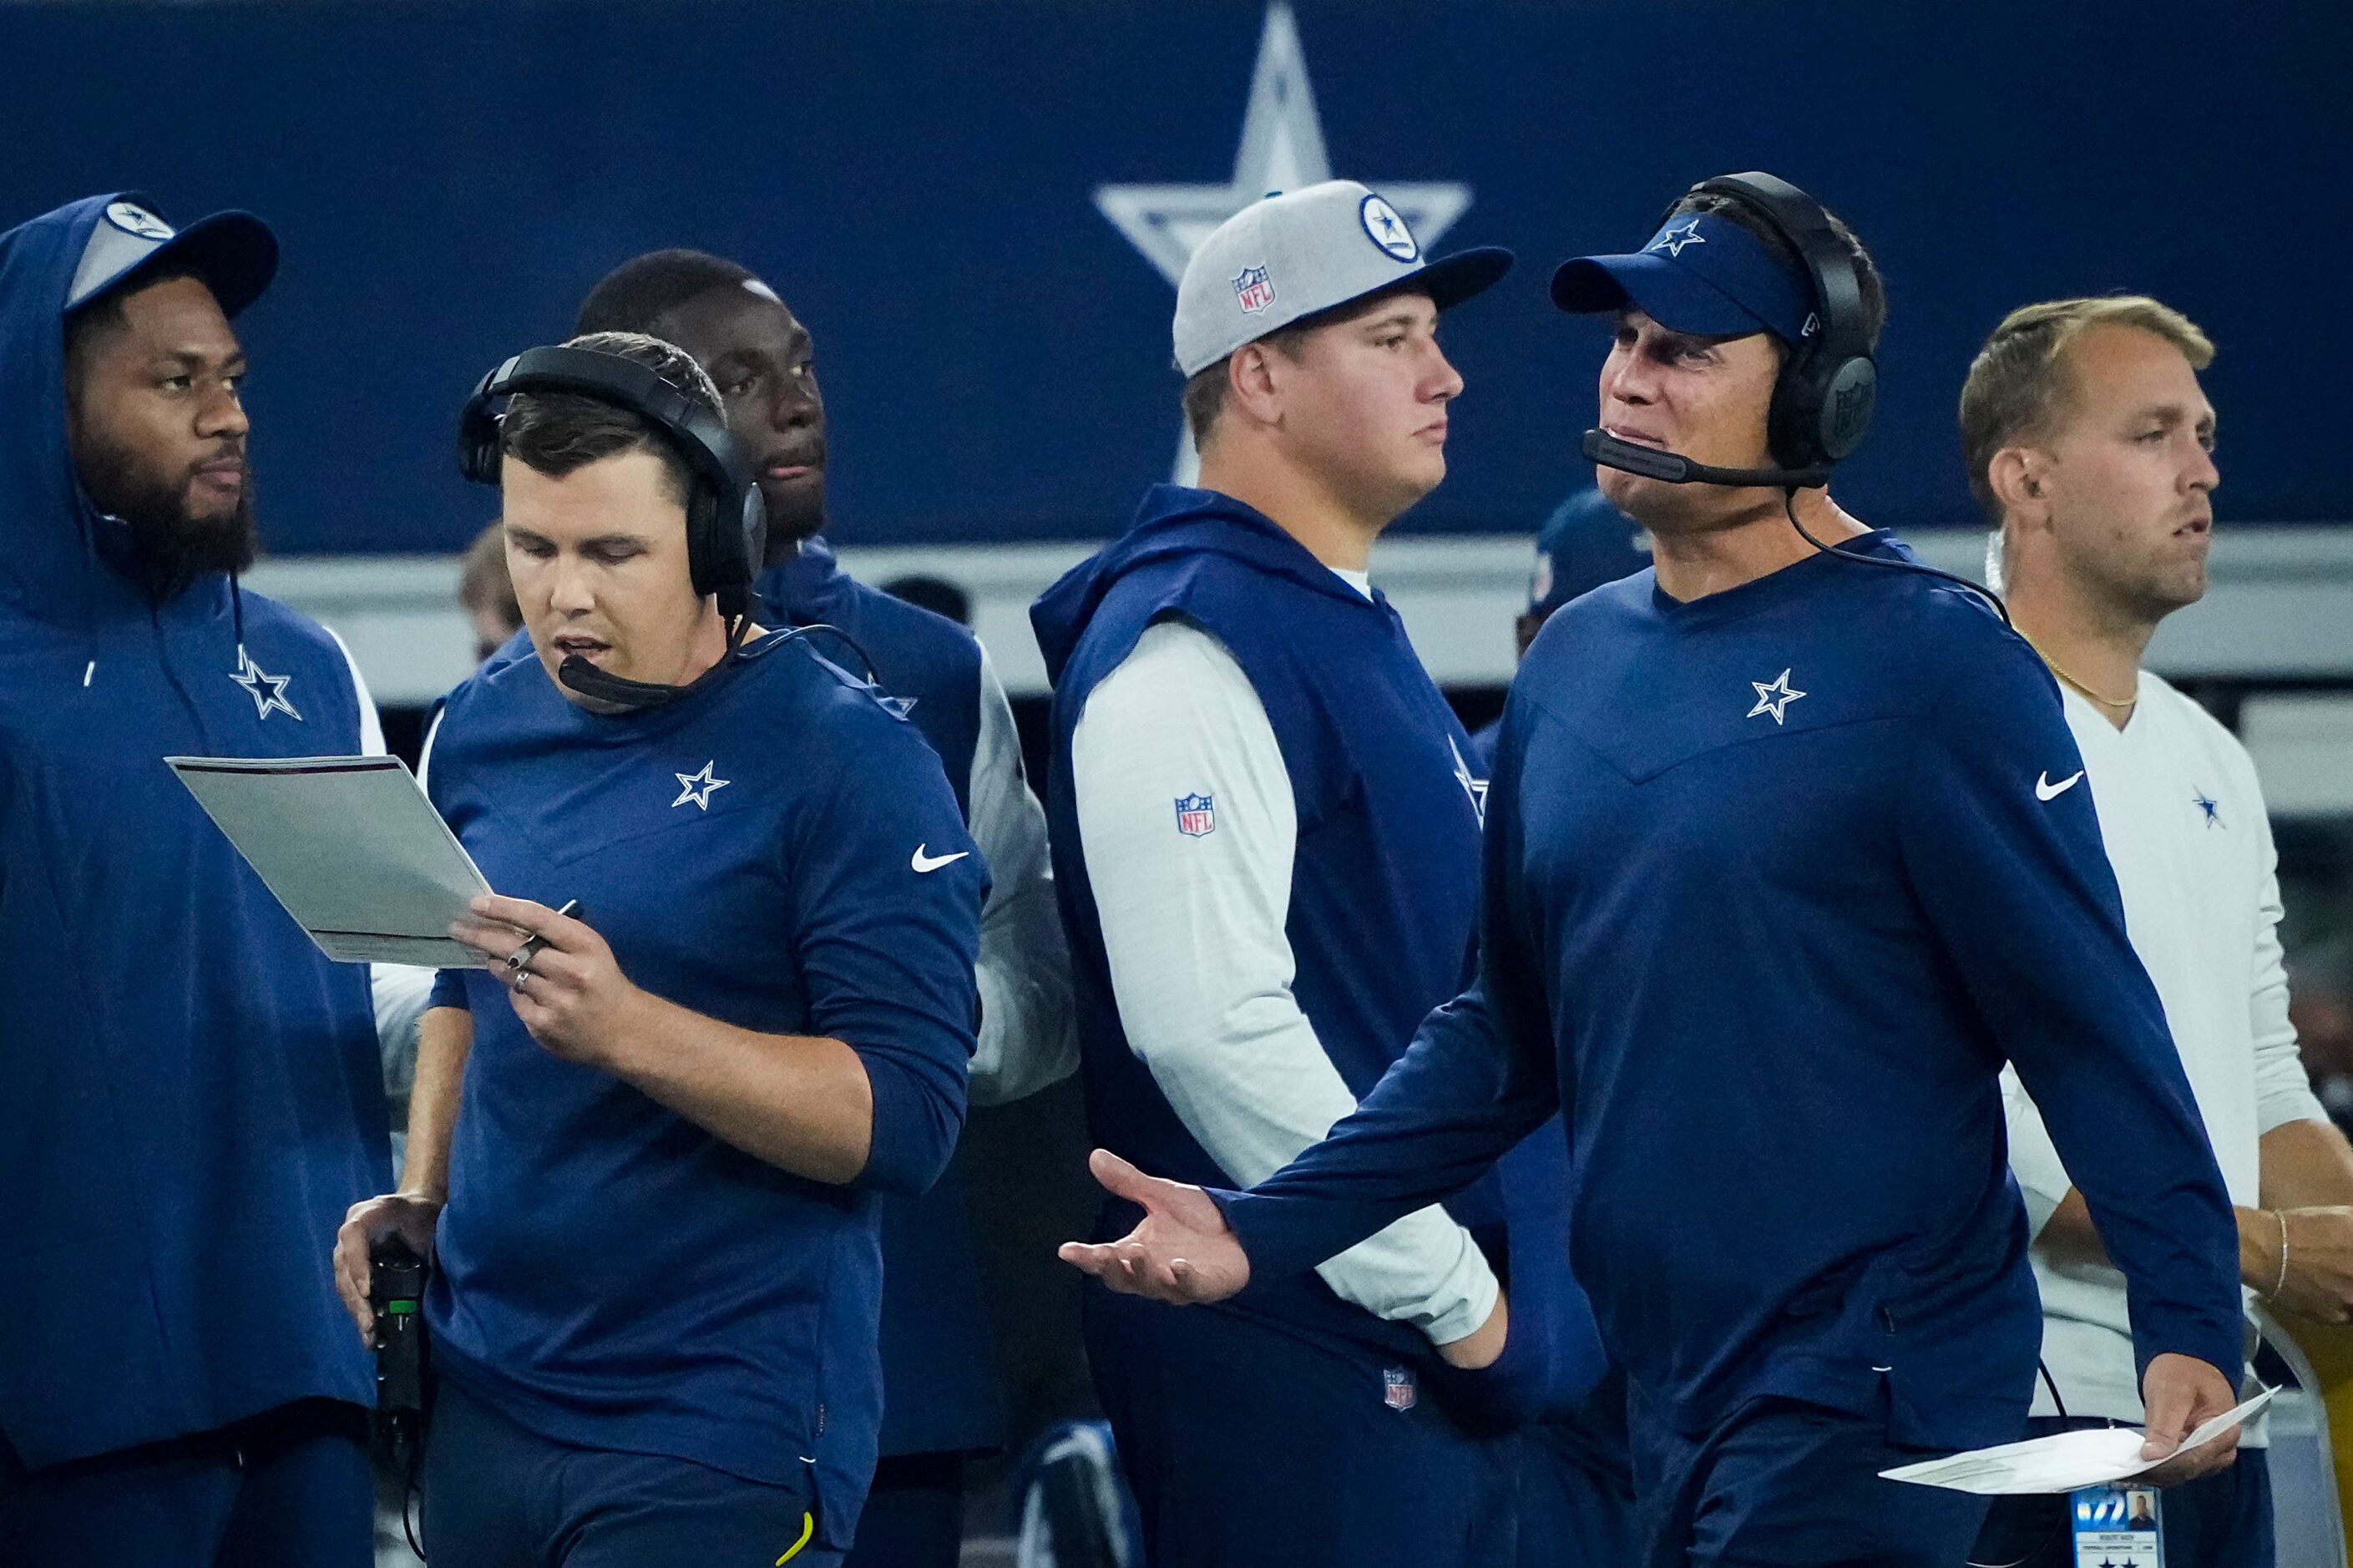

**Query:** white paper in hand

left=1880, top=1388, right=2273, bottom=1495
left=168, top=754, right=495, bottom=969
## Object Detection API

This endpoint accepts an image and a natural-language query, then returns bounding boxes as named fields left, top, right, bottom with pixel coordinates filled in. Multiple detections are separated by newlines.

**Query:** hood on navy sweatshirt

left=1030, top=483, right=1379, bottom=687
left=0, top=193, right=270, bottom=636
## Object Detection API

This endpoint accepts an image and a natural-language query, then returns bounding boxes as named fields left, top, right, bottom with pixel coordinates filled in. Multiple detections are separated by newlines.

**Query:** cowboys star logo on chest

left=671, top=760, right=730, bottom=810
left=229, top=647, right=301, bottom=721
left=1747, top=668, right=1806, bottom=726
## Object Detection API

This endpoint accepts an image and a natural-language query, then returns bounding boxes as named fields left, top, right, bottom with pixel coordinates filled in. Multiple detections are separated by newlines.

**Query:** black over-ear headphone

left=1580, top=173, right=2008, bottom=622
left=458, top=344, right=767, bottom=625
left=1686, top=171, right=1879, bottom=473
left=1581, top=171, right=1878, bottom=490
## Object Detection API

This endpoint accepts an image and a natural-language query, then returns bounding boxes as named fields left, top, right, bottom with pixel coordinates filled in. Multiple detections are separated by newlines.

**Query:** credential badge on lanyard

left=2069, top=1481, right=2160, bottom=1566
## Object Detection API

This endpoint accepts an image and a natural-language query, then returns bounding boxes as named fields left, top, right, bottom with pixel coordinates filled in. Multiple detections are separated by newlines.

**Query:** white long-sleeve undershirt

left=325, top=623, right=431, bottom=1174
left=1070, top=615, right=1498, bottom=1346
left=966, top=645, right=1079, bottom=1105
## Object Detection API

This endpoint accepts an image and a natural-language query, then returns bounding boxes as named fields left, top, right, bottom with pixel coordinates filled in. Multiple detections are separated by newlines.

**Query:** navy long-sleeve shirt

left=422, top=630, right=984, bottom=1547
left=1222, top=536, right=2244, bottom=1449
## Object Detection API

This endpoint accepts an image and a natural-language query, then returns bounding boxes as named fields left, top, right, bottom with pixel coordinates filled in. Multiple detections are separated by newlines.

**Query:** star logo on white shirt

left=1747, top=669, right=1806, bottom=726
left=229, top=647, right=301, bottom=721
left=2194, top=788, right=2224, bottom=828
left=672, top=761, right=730, bottom=811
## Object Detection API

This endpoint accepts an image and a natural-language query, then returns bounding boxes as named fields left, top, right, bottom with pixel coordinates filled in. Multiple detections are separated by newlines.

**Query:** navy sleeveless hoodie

left=1033, top=485, right=1516, bottom=1373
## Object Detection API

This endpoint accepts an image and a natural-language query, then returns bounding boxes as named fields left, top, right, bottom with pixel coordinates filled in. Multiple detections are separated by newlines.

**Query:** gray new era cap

left=1173, top=180, right=1512, bottom=377
left=66, top=197, right=277, bottom=318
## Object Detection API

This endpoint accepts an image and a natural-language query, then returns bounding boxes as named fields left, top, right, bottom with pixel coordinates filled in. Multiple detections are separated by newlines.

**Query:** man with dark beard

left=0, top=195, right=390, bottom=1566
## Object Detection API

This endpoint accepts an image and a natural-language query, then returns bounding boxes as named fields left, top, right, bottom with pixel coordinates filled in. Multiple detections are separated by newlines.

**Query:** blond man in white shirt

left=1963, top=295, right=2353, bottom=1567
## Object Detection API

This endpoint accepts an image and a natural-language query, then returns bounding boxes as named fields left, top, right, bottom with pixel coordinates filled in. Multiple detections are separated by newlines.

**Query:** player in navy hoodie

left=1035, top=183, right=1624, bottom=1566
left=0, top=195, right=389, bottom=1565
left=1062, top=177, right=2248, bottom=1566
left=331, top=333, right=984, bottom=1566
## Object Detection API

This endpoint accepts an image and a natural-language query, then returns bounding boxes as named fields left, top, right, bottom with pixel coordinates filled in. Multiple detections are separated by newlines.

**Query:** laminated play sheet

left=1880, top=1389, right=2273, bottom=1495
left=167, top=753, right=496, bottom=969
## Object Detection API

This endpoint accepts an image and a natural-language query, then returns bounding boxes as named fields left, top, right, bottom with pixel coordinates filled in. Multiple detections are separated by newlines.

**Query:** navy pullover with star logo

left=472, top=539, right=1016, bottom=1461
left=0, top=195, right=390, bottom=1469
left=1219, top=534, right=2244, bottom=1450
left=421, top=630, right=984, bottom=1548
left=760, top=537, right=1005, bottom=1463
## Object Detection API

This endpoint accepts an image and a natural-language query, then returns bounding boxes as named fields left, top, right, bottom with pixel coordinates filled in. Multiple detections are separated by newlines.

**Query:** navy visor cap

left=1550, top=211, right=1813, bottom=343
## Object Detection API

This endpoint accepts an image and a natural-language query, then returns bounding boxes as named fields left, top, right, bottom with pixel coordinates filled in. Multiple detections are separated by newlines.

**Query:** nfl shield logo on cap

left=1174, top=793, right=1217, bottom=837
left=1232, top=266, right=1274, bottom=315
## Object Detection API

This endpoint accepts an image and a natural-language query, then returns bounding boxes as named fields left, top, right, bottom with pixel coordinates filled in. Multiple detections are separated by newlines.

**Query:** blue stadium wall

left=1, top=0, right=2344, bottom=558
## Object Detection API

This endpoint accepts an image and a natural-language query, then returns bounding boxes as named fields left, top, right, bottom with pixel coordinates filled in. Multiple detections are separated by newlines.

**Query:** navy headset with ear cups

left=458, top=344, right=767, bottom=625
left=1684, top=172, right=1880, bottom=473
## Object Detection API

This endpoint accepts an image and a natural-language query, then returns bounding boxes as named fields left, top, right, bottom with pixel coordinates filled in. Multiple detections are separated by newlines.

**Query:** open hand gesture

left=1057, top=1149, right=1252, bottom=1305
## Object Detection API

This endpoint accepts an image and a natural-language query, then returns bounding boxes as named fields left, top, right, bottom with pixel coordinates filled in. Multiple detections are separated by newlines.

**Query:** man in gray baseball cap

left=1171, top=178, right=1510, bottom=378
left=1032, top=184, right=1583, bottom=1565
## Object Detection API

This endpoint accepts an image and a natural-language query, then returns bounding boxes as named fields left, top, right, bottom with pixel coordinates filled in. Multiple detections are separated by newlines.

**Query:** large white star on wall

left=1094, top=3, right=1477, bottom=482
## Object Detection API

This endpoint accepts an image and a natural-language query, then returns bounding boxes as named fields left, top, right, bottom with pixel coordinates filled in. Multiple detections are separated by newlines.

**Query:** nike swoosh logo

left=2036, top=770, right=2085, bottom=802
left=911, top=845, right=970, bottom=873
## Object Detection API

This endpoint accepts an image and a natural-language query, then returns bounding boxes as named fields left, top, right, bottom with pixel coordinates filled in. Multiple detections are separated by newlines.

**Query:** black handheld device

left=370, top=1237, right=429, bottom=1434
left=371, top=1236, right=432, bottom=1557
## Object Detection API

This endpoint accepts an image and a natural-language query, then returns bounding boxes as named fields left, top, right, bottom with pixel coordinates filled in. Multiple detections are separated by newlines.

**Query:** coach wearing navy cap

left=0, top=195, right=390, bottom=1565
left=1066, top=173, right=2248, bottom=1568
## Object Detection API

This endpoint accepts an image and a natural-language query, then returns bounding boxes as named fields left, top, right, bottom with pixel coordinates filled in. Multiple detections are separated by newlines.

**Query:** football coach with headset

left=331, top=332, right=985, bottom=1566
left=1061, top=174, right=2248, bottom=1565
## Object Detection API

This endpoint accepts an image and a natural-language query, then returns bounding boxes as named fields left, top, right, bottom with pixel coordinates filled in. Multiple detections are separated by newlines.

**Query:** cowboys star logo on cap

left=1359, top=195, right=1419, bottom=261
left=1232, top=265, right=1275, bottom=314
left=1647, top=219, right=1706, bottom=257
left=1170, top=180, right=1512, bottom=378
left=66, top=195, right=279, bottom=317
left=104, top=201, right=175, bottom=240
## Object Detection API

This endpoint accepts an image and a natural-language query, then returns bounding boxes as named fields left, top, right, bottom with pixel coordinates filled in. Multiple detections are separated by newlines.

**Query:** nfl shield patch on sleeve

left=1175, top=793, right=1216, bottom=837
left=1382, top=1368, right=1416, bottom=1411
